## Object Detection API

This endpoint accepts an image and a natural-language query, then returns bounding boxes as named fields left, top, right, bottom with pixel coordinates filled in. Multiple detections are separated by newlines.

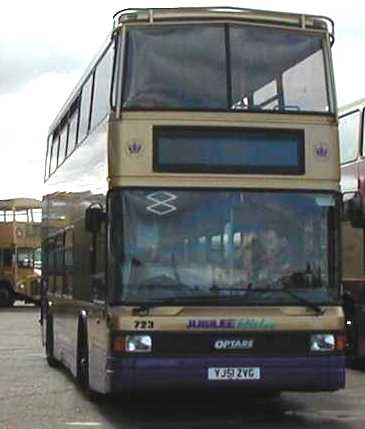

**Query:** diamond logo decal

left=146, top=192, right=177, bottom=216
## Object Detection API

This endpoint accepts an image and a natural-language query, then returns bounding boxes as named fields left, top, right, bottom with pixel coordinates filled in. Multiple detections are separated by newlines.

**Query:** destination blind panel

left=153, top=127, right=305, bottom=174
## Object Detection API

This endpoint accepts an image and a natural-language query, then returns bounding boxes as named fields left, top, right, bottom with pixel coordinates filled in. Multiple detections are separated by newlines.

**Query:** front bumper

left=106, top=354, right=345, bottom=393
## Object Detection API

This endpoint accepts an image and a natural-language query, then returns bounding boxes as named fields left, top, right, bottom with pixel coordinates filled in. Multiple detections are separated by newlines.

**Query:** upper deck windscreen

left=123, top=24, right=332, bottom=113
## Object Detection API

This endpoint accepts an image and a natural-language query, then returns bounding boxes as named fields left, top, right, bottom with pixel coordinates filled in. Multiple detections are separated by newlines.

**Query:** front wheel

left=77, top=320, right=92, bottom=391
left=345, top=312, right=365, bottom=369
left=45, top=315, right=58, bottom=367
left=76, top=321, right=103, bottom=400
left=0, top=286, right=15, bottom=307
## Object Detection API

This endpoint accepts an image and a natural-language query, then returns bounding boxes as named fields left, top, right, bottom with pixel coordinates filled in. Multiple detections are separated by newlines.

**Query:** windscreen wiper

left=209, top=285, right=252, bottom=294
left=243, top=288, right=325, bottom=315
left=280, top=289, right=325, bottom=315
left=130, top=293, right=251, bottom=315
left=130, top=288, right=325, bottom=316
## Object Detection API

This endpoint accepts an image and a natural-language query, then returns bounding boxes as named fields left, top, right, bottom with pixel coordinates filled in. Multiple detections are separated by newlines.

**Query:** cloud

left=0, top=71, right=81, bottom=199
left=0, top=42, right=85, bottom=95
left=0, top=0, right=365, bottom=200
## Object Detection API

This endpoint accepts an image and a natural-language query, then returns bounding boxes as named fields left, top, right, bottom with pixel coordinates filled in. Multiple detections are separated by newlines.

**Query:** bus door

left=86, top=209, right=106, bottom=303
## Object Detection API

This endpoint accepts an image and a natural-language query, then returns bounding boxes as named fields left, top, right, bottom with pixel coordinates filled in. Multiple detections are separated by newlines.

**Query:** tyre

left=77, top=320, right=103, bottom=400
left=0, top=285, right=15, bottom=307
left=348, top=354, right=365, bottom=370
left=45, top=315, right=58, bottom=367
left=77, top=320, right=90, bottom=389
left=346, top=317, right=365, bottom=369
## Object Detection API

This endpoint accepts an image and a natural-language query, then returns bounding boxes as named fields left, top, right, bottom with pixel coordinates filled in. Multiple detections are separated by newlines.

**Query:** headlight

left=310, top=334, right=335, bottom=352
left=125, top=335, right=152, bottom=353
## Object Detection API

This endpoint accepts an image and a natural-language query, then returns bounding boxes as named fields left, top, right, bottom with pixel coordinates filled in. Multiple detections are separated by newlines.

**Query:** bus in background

left=339, top=98, right=365, bottom=367
left=41, top=7, right=345, bottom=395
left=0, top=198, right=42, bottom=306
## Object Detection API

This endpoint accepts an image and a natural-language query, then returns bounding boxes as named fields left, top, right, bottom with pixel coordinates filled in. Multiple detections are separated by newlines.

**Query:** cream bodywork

left=109, top=306, right=344, bottom=332
left=109, top=112, right=339, bottom=191
left=43, top=8, right=343, bottom=393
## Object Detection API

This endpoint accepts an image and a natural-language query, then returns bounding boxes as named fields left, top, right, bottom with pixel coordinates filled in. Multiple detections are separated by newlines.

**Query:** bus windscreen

left=111, top=189, right=340, bottom=306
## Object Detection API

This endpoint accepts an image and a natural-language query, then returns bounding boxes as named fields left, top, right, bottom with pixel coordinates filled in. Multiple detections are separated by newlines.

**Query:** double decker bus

left=339, top=98, right=365, bottom=366
left=41, top=7, right=345, bottom=395
left=0, top=198, right=42, bottom=306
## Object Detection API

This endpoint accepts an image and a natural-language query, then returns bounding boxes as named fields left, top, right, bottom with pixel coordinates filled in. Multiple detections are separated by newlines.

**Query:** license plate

left=208, top=367, right=260, bottom=380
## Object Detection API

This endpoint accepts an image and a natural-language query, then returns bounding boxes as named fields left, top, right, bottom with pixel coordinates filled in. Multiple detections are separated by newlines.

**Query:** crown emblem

left=127, top=141, right=143, bottom=156
left=315, top=144, right=329, bottom=159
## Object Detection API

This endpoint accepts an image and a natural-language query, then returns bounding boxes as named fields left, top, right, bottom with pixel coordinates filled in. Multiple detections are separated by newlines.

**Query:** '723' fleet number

left=134, top=320, right=154, bottom=329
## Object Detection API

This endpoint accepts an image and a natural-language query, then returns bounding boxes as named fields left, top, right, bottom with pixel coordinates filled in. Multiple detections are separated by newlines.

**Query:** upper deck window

left=124, top=25, right=226, bottom=110
left=230, top=25, right=328, bottom=113
left=339, top=110, right=361, bottom=164
left=78, top=76, right=94, bottom=143
left=91, top=44, right=114, bottom=129
left=123, top=24, right=333, bottom=114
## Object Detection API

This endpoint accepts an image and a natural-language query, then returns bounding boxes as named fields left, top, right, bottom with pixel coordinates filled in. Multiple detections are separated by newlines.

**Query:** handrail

left=112, top=7, right=335, bottom=42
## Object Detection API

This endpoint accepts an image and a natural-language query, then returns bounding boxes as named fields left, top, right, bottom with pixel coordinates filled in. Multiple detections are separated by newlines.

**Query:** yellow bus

left=0, top=198, right=42, bottom=306
left=338, top=98, right=365, bottom=367
left=41, top=7, right=345, bottom=395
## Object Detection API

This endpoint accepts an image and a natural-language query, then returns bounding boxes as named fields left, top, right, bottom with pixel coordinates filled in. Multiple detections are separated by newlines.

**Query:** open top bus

left=0, top=198, right=41, bottom=306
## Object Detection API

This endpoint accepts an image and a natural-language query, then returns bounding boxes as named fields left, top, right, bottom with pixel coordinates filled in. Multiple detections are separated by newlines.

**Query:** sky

left=0, top=0, right=363, bottom=200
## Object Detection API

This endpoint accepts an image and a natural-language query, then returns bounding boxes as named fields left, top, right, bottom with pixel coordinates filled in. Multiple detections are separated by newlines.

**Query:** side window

left=41, top=242, right=48, bottom=276
left=57, top=122, right=69, bottom=166
left=92, top=223, right=106, bottom=302
left=34, top=247, right=41, bottom=269
left=253, top=80, right=278, bottom=109
left=111, top=36, right=119, bottom=108
left=15, top=210, right=27, bottom=222
left=362, top=109, right=365, bottom=157
left=78, top=75, right=94, bottom=143
left=32, top=209, right=42, bottom=223
left=64, top=229, right=74, bottom=296
left=45, top=134, right=52, bottom=180
left=49, top=135, right=59, bottom=174
left=17, top=248, right=34, bottom=268
left=55, top=233, right=64, bottom=294
left=3, top=248, right=13, bottom=267
left=339, top=110, right=361, bottom=164
left=47, top=238, right=56, bottom=293
left=5, top=210, right=14, bottom=222
left=67, top=101, right=80, bottom=156
left=91, top=44, right=114, bottom=130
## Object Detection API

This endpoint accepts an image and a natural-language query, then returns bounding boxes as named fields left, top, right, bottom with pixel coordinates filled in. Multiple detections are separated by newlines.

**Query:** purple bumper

left=106, top=354, right=345, bottom=393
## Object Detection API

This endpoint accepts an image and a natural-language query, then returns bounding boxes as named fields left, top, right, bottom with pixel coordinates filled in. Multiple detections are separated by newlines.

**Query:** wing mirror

left=85, top=204, right=106, bottom=233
